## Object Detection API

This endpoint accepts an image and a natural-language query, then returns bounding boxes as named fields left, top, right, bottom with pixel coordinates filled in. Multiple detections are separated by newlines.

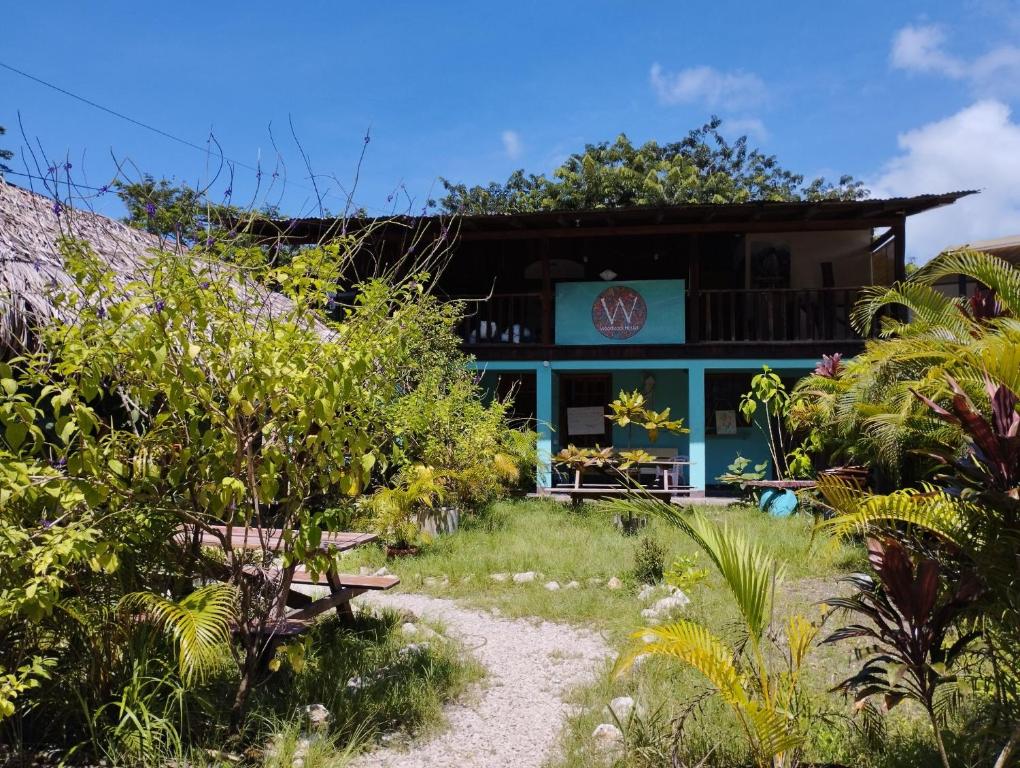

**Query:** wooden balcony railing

left=457, top=292, right=547, bottom=345
left=691, top=287, right=866, bottom=343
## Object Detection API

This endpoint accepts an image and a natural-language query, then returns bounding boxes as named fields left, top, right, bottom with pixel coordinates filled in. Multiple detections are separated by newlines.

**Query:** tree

left=114, top=175, right=226, bottom=242
left=0, top=124, right=13, bottom=175
left=434, top=118, right=868, bottom=214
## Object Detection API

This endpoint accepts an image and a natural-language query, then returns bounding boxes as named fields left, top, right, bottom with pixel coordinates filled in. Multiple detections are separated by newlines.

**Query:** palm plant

left=119, top=583, right=237, bottom=685
left=609, top=497, right=821, bottom=767
left=791, top=249, right=1020, bottom=484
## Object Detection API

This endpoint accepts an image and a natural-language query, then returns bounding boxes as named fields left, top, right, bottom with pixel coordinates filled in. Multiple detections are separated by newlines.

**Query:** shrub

left=632, top=537, right=667, bottom=585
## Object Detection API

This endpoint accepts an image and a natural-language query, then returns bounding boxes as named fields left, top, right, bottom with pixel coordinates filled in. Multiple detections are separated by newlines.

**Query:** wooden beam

left=893, top=218, right=907, bottom=283
left=870, top=228, right=896, bottom=252
left=457, top=217, right=904, bottom=241
left=687, top=235, right=701, bottom=344
left=540, top=240, right=553, bottom=344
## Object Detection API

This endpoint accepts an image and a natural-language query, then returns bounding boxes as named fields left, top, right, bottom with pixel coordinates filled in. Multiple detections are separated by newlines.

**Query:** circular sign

left=592, top=286, right=647, bottom=339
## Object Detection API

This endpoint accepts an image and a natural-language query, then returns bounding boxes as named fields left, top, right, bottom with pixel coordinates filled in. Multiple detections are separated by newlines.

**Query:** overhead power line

left=0, top=59, right=267, bottom=176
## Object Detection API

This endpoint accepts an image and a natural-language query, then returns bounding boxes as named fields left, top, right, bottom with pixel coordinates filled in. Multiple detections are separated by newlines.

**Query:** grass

left=343, top=497, right=863, bottom=640
left=341, top=498, right=986, bottom=767
left=247, top=608, right=483, bottom=750
left=7, top=607, right=480, bottom=768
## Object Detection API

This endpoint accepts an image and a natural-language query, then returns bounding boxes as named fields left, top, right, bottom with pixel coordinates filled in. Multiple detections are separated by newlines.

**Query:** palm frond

left=744, top=701, right=805, bottom=762
left=851, top=282, right=972, bottom=339
left=618, top=620, right=749, bottom=707
left=913, top=249, right=1020, bottom=315
left=817, top=477, right=971, bottom=550
left=119, top=584, right=237, bottom=684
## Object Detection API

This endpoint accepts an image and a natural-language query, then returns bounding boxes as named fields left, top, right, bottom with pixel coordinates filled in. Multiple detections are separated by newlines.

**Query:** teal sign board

left=555, top=279, right=685, bottom=345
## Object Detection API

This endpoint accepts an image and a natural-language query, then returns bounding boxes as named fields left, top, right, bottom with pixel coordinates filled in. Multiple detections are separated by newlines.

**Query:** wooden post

left=893, top=218, right=908, bottom=322
left=687, top=235, right=700, bottom=344
left=893, top=218, right=907, bottom=282
left=540, top=240, right=553, bottom=344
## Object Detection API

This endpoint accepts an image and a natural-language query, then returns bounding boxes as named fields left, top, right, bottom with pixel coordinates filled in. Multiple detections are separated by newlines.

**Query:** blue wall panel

left=555, top=280, right=685, bottom=345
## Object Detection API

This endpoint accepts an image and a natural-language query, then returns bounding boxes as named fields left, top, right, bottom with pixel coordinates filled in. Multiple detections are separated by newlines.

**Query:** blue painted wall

left=555, top=280, right=685, bottom=345
left=471, top=359, right=818, bottom=492
left=706, top=420, right=773, bottom=484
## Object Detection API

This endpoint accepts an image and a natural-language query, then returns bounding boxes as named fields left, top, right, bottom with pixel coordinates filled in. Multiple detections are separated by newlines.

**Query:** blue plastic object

left=759, top=488, right=798, bottom=517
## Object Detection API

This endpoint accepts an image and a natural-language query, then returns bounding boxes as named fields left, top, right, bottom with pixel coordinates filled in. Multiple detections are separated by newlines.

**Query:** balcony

left=690, top=287, right=866, bottom=344
left=455, top=286, right=869, bottom=349
left=457, top=292, right=547, bottom=346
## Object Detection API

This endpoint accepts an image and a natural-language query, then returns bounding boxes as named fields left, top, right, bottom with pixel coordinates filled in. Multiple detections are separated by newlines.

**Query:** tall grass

left=344, top=498, right=861, bottom=638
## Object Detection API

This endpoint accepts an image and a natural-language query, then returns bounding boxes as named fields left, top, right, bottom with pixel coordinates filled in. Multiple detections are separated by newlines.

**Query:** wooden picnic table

left=554, top=458, right=694, bottom=502
left=183, top=524, right=398, bottom=636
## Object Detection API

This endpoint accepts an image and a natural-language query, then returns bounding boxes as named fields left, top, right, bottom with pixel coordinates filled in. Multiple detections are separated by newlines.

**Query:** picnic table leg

left=271, top=564, right=297, bottom=623
left=326, top=572, right=355, bottom=626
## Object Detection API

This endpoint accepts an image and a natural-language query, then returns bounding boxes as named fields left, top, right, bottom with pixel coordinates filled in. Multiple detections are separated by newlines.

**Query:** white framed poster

left=715, top=410, right=738, bottom=435
left=567, top=406, right=606, bottom=435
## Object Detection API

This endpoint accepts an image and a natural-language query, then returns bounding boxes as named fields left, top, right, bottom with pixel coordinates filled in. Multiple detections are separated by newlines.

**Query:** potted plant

left=368, top=465, right=443, bottom=557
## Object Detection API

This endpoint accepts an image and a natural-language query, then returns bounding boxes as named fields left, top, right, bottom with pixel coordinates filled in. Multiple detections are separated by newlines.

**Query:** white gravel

left=351, top=592, right=611, bottom=768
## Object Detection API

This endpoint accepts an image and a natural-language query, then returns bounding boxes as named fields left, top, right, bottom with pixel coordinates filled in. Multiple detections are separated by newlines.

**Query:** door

left=558, top=373, right=612, bottom=449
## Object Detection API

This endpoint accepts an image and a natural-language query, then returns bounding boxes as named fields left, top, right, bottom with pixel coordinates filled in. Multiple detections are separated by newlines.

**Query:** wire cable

left=0, top=59, right=266, bottom=176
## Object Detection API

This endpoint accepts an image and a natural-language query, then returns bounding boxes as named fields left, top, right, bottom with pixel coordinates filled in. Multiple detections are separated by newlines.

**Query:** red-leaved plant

left=824, top=537, right=982, bottom=768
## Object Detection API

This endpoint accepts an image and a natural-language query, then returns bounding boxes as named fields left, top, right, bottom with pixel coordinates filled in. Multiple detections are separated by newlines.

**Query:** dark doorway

left=491, top=372, right=536, bottom=424
left=558, top=373, right=612, bottom=448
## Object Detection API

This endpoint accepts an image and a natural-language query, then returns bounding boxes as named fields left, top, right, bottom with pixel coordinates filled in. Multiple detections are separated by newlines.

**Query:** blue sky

left=3, top=0, right=1020, bottom=261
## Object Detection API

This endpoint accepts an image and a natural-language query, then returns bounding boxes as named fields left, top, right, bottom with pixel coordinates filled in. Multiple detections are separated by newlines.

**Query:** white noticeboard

left=567, top=406, right=606, bottom=436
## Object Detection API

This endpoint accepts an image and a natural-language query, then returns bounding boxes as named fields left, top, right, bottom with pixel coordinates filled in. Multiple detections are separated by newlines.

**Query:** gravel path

left=352, top=593, right=611, bottom=768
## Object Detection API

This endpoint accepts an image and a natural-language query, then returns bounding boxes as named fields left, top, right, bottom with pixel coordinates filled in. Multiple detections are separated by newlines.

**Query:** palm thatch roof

left=0, top=180, right=316, bottom=353
left=1, top=179, right=173, bottom=351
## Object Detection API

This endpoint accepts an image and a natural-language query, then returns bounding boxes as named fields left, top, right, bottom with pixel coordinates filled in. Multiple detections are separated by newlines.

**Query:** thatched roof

left=0, top=180, right=318, bottom=353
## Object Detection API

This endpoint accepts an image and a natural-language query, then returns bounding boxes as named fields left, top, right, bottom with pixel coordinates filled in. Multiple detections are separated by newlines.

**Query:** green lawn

left=343, top=498, right=959, bottom=768
left=344, top=498, right=862, bottom=638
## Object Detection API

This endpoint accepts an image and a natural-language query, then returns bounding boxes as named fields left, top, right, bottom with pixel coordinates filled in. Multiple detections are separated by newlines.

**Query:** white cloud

left=890, top=24, right=966, bottom=76
left=649, top=63, right=765, bottom=109
left=891, top=23, right=1020, bottom=98
left=720, top=117, right=768, bottom=142
left=871, top=100, right=1020, bottom=262
left=501, top=129, right=523, bottom=160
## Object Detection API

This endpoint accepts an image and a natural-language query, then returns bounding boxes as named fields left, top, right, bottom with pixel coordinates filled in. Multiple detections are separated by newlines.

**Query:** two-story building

left=261, top=192, right=972, bottom=496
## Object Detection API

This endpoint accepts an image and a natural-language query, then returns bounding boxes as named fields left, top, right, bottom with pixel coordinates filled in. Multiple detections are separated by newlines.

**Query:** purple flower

left=47, top=164, right=57, bottom=175
left=153, top=299, right=166, bottom=312
left=223, top=187, right=232, bottom=198
left=64, top=161, right=73, bottom=171
left=98, top=185, right=109, bottom=195
left=96, top=306, right=107, bottom=319
left=200, top=281, right=210, bottom=290
left=52, top=201, right=63, bottom=216
left=145, top=202, right=157, bottom=217
left=41, top=519, right=55, bottom=529
left=205, top=237, right=215, bottom=247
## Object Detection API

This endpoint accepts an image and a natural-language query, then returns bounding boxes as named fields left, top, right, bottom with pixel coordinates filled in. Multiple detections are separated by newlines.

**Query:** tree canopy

left=434, top=118, right=868, bottom=215
left=114, top=175, right=242, bottom=243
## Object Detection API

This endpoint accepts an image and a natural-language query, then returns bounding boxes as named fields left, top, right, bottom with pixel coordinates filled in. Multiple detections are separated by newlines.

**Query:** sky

left=3, top=0, right=1020, bottom=263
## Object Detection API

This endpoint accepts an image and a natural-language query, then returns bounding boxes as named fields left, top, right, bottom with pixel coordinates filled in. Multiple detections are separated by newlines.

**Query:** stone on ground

left=513, top=571, right=537, bottom=583
left=544, top=580, right=560, bottom=591
left=606, top=576, right=623, bottom=590
left=608, top=696, right=635, bottom=721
